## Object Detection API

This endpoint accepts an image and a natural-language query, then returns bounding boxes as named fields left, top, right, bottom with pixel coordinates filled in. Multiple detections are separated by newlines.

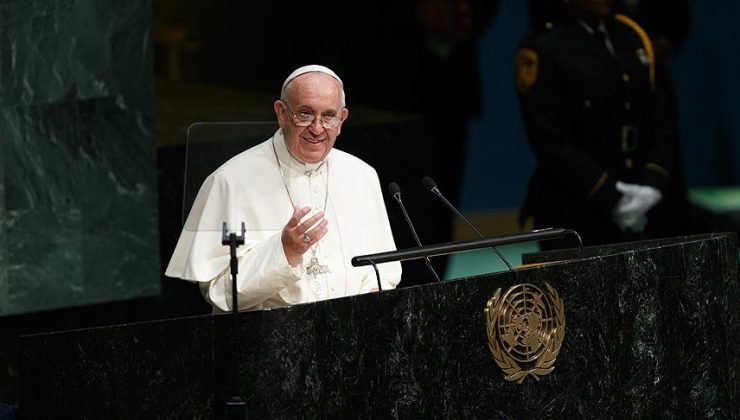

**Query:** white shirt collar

left=578, top=19, right=607, bottom=36
left=273, top=129, right=330, bottom=174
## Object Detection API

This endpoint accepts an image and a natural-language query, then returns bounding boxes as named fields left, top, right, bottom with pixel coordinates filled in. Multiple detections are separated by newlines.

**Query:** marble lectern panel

left=19, top=233, right=740, bottom=418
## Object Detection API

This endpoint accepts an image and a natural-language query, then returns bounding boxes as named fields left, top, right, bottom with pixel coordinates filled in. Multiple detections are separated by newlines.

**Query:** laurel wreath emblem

left=485, top=283, right=565, bottom=384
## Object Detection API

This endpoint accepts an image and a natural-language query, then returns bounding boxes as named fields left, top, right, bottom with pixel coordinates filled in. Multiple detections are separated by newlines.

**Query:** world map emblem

left=485, top=283, right=565, bottom=383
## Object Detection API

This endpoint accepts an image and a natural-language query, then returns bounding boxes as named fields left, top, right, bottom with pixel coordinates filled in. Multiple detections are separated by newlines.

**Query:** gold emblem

left=485, top=283, right=565, bottom=383
left=515, top=48, right=539, bottom=94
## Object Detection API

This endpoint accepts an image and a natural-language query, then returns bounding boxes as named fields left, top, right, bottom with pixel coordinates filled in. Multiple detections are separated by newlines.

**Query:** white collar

left=272, top=129, right=330, bottom=174
left=578, top=19, right=607, bottom=36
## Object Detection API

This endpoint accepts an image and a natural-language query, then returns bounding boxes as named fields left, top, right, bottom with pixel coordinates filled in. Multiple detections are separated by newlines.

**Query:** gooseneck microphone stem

left=432, top=186, right=483, bottom=237
left=422, top=177, right=514, bottom=271
left=390, top=182, right=442, bottom=283
left=369, top=261, right=382, bottom=291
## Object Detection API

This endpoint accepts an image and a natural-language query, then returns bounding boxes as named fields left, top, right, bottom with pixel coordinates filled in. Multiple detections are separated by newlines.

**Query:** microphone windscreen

left=422, top=176, right=437, bottom=191
left=388, top=182, right=401, bottom=196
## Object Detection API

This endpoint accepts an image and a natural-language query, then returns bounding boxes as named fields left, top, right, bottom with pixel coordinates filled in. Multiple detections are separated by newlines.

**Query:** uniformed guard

left=515, top=0, right=691, bottom=247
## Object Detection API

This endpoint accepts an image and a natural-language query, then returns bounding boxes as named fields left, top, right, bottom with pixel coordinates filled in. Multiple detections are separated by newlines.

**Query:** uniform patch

left=515, top=48, right=539, bottom=94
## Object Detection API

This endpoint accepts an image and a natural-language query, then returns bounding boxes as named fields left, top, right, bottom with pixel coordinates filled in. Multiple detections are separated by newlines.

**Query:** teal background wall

left=672, top=2, right=740, bottom=186
left=462, top=0, right=532, bottom=213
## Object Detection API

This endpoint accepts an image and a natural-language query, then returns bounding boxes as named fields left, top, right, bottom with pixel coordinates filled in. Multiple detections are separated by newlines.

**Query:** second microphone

left=389, top=182, right=442, bottom=283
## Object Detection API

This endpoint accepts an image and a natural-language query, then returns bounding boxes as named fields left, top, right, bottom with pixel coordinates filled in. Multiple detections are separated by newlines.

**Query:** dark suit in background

left=515, top=11, right=691, bottom=247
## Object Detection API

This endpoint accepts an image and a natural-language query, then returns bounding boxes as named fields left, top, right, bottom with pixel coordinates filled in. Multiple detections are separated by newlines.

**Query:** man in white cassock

left=165, top=65, right=402, bottom=312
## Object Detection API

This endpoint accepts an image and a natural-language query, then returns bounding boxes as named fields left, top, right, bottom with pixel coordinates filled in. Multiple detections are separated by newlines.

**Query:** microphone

left=421, top=176, right=514, bottom=271
left=389, top=182, right=442, bottom=282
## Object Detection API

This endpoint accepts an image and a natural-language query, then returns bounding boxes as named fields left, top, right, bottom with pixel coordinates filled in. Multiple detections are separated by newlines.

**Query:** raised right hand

left=281, top=206, right=329, bottom=266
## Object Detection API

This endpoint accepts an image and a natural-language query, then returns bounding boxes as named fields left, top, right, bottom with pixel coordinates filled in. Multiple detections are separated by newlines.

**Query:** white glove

left=612, top=181, right=663, bottom=233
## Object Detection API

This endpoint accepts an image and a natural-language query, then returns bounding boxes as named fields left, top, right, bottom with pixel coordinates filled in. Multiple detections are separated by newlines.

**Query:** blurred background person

left=515, top=0, right=697, bottom=248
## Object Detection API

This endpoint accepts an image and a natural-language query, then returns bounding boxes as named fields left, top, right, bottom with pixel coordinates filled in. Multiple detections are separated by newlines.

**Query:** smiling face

left=274, top=72, right=349, bottom=163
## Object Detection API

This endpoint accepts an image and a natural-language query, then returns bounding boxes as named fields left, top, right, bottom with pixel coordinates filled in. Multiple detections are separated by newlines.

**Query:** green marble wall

left=0, top=0, right=159, bottom=315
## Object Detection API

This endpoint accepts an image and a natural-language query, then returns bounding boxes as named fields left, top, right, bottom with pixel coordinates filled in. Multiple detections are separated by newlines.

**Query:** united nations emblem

left=485, top=283, right=565, bottom=383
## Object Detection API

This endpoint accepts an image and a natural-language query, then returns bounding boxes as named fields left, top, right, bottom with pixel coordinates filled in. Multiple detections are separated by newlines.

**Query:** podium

left=19, top=233, right=740, bottom=418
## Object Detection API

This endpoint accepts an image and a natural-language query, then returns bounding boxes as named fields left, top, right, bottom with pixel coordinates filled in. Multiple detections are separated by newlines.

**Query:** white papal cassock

left=165, top=129, right=402, bottom=311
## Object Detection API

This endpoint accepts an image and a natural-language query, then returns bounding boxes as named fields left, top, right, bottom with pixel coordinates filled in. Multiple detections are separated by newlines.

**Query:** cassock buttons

left=622, top=73, right=630, bottom=82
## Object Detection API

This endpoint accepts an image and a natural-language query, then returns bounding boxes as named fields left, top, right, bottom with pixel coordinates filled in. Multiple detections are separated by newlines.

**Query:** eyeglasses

left=281, top=100, right=344, bottom=129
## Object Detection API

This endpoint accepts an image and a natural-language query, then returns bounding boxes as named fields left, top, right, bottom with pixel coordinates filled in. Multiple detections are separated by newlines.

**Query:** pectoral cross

left=306, top=256, right=330, bottom=279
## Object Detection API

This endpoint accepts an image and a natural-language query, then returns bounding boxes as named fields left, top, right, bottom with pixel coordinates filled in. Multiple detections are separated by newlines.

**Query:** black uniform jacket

left=515, top=13, right=686, bottom=245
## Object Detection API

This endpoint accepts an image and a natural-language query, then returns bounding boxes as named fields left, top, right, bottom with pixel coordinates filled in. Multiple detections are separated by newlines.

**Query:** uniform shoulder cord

left=614, top=13, right=656, bottom=92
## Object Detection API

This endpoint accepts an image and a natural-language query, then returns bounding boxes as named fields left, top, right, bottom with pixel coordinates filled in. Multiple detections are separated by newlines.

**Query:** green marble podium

left=0, top=0, right=160, bottom=316
left=19, top=233, right=740, bottom=418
